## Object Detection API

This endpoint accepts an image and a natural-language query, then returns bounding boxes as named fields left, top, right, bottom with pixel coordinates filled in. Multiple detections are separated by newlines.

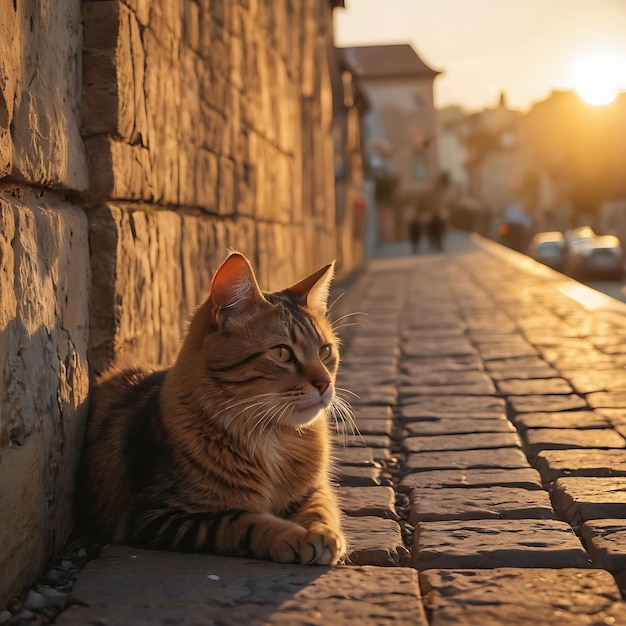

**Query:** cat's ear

left=209, top=252, right=264, bottom=328
left=286, top=261, right=335, bottom=312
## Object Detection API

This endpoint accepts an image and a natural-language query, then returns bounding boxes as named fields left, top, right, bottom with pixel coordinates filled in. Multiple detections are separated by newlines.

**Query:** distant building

left=342, top=43, right=441, bottom=242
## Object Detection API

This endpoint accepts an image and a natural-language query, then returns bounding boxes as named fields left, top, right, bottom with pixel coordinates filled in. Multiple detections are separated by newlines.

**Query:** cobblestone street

left=55, top=232, right=626, bottom=625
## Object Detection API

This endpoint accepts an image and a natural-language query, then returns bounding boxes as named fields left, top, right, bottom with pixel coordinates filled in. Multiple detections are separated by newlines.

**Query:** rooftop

left=342, top=43, right=441, bottom=80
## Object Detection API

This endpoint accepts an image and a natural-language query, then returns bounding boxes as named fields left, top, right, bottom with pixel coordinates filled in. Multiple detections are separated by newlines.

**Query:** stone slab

left=400, top=381, right=496, bottom=397
left=337, top=466, right=382, bottom=487
left=497, top=377, right=574, bottom=395
left=420, top=568, right=626, bottom=626
left=400, top=396, right=506, bottom=417
left=535, top=449, right=626, bottom=482
left=404, top=418, right=515, bottom=436
left=409, top=486, right=555, bottom=523
left=403, top=432, right=521, bottom=452
left=561, top=369, right=626, bottom=394
left=342, top=517, right=410, bottom=566
left=522, top=428, right=626, bottom=457
left=581, top=519, right=626, bottom=576
left=333, top=446, right=375, bottom=466
left=337, top=486, right=398, bottom=520
left=508, top=394, right=588, bottom=414
left=405, top=448, right=531, bottom=472
left=587, top=391, right=626, bottom=409
left=511, top=411, right=612, bottom=431
left=551, top=476, right=626, bottom=526
left=55, top=545, right=427, bottom=625
left=413, top=519, right=590, bottom=569
left=399, top=468, right=544, bottom=491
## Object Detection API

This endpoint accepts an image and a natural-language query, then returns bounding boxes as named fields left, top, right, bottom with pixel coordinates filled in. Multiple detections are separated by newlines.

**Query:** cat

left=81, top=251, right=348, bottom=565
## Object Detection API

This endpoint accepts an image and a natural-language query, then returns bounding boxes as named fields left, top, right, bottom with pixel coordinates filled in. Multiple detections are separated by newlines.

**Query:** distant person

left=408, top=215, right=422, bottom=254
left=426, top=211, right=447, bottom=252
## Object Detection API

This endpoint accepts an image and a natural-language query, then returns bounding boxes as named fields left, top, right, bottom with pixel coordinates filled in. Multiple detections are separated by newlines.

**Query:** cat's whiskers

left=331, top=311, right=368, bottom=329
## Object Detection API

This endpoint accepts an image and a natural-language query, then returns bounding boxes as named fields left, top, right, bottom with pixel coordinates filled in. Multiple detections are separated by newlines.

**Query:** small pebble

left=0, top=611, right=12, bottom=625
left=206, top=574, right=220, bottom=581
left=77, top=548, right=87, bottom=558
left=25, top=590, right=47, bottom=611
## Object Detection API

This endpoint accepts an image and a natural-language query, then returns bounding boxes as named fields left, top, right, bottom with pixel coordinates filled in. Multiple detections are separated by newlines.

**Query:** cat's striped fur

left=81, top=252, right=347, bottom=565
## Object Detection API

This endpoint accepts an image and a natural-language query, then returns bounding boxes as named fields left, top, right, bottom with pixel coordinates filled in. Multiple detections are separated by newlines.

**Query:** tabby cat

left=81, top=252, right=348, bottom=565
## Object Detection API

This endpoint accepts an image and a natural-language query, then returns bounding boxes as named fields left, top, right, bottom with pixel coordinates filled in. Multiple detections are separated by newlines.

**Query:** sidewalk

left=55, top=231, right=626, bottom=625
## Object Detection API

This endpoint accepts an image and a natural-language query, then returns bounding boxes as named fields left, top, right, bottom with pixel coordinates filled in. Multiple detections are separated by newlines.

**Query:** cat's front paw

left=306, top=523, right=347, bottom=565
left=269, top=524, right=346, bottom=565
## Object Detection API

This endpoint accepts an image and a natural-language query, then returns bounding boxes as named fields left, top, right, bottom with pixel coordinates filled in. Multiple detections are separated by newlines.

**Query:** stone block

left=413, top=519, right=589, bottom=569
left=409, top=486, right=555, bottom=523
left=404, top=417, right=516, bottom=436
left=55, top=546, right=428, bottom=626
left=399, top=468, right=544, bottom=491
left=522, top=428, right=626, bottom=457
left=404, top=432, right=521, bottom=452
left=535, top=449, right=626, bottom=483
left=420, top=568, right=626, bottom=626
left=337, top=486, right=398, bottom=519
left=581, top=519, right=626, bottom=581
left=4, top=0, right=88, bottom=190
left=508, top=394, right=588, bottom=414
left=551, top=476, right=626, bottom=526
left=405, top=447, right=531, bottom=472
left=511, top=411, right=611, bottom=431
left=497, top=377, right=574, bottom=395
left=0, top=191, right=90, bottom=604
left=342, top=517, right=410, bottom=566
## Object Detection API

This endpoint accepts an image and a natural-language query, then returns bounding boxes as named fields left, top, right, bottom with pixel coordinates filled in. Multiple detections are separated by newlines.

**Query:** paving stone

left=408, top=486, right=555, bottom=523
left=475, top=341, right=538, bottom=360
left=404, top=417, right=516, bottom=436
left=551, top=476, right=626, bottom=526
left=511, top=411, right=612, bottom=431
left=333, top=446, right=375, bottom=466
left=399, top=468, right=544, bottom=491
left=403, top=432, right=521, bottom=453
left=55, top=546, right=427, bottom=626
left=342, top=517, right=410, bottom=566
left=400, top=370, right=490, bottom=387
left=598, top=408, right=626, bottom=425
left=347, top=386, right=397, bottom=406
left=352, top=417, right=395, bottom=437
left=400, top=380, right=497, bottom=396
left=581, top=519, right=626, bottom=589
left=403, top=338, right=477, bottom=358
left=508, top=394, right=588, bottom=413
left=561, top=369, right=626, bottom=394
left=413, top=519, right=590, bottom=569
left=337, top=486, right=398, bottom=519
left=488, top=366, right=561, bottom=381
left=587, top=391, right=626, bottom=409
left=351, top=405, right=393, bottom=420
left=535, top=449, right=626, bottom=482
left=337, top=465, right=382, bottom=487
left=484, top=356, right=557, bottom=371
left=420, top=568, right=626, bottom=626
left=497, top=377, right=574, bottom=395
left=522, top=428, right=626, bottom=458
left=402, top=356, right=484, bottom=376
left=400, top=395, right=506, bottom=417
left=405, top=447, right=531, bottom=472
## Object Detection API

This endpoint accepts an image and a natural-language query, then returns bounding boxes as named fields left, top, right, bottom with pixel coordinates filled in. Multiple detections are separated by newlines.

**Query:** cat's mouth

left=283, top=390, right=334, bottom=428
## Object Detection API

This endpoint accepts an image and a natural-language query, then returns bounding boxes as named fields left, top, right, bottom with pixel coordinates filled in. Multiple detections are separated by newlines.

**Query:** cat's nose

left=313, top=380, right=330, bottom=396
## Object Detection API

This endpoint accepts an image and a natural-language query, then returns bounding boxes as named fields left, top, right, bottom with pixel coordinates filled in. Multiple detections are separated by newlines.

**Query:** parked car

left=563, top=226, right=596, bottom=250
left=566, top=234, right=625, bottom=280
left=527, top=231, right=565, bottom=270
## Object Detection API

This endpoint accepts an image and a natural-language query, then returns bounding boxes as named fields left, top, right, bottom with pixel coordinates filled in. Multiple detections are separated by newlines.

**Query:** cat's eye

left=319, top=344, right=333, bottom=362
left=270, top=345, right=294, bottom=363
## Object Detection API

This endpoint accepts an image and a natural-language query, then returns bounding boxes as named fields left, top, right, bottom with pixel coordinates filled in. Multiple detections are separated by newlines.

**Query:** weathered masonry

left=0, top=0, right=361, bottom=603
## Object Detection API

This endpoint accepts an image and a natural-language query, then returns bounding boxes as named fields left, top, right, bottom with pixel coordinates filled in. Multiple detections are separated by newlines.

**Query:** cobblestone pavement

left=55, top=232, right=626, bottom=625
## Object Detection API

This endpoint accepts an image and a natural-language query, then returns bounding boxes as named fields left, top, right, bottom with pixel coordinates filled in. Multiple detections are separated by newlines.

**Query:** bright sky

left=335, top=0, right=626, bottom=112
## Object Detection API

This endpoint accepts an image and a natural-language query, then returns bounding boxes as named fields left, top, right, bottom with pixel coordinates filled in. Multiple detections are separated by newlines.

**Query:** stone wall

left=0, top=0, right=359, bottom=604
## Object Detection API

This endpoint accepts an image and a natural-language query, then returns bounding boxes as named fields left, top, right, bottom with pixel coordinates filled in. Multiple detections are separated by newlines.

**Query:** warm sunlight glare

left=569, top=51, right=622, bottom=106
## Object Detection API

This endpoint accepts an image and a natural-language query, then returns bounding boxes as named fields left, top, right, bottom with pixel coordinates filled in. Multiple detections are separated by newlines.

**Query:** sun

left=568, top=51, right=622, bottom=106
